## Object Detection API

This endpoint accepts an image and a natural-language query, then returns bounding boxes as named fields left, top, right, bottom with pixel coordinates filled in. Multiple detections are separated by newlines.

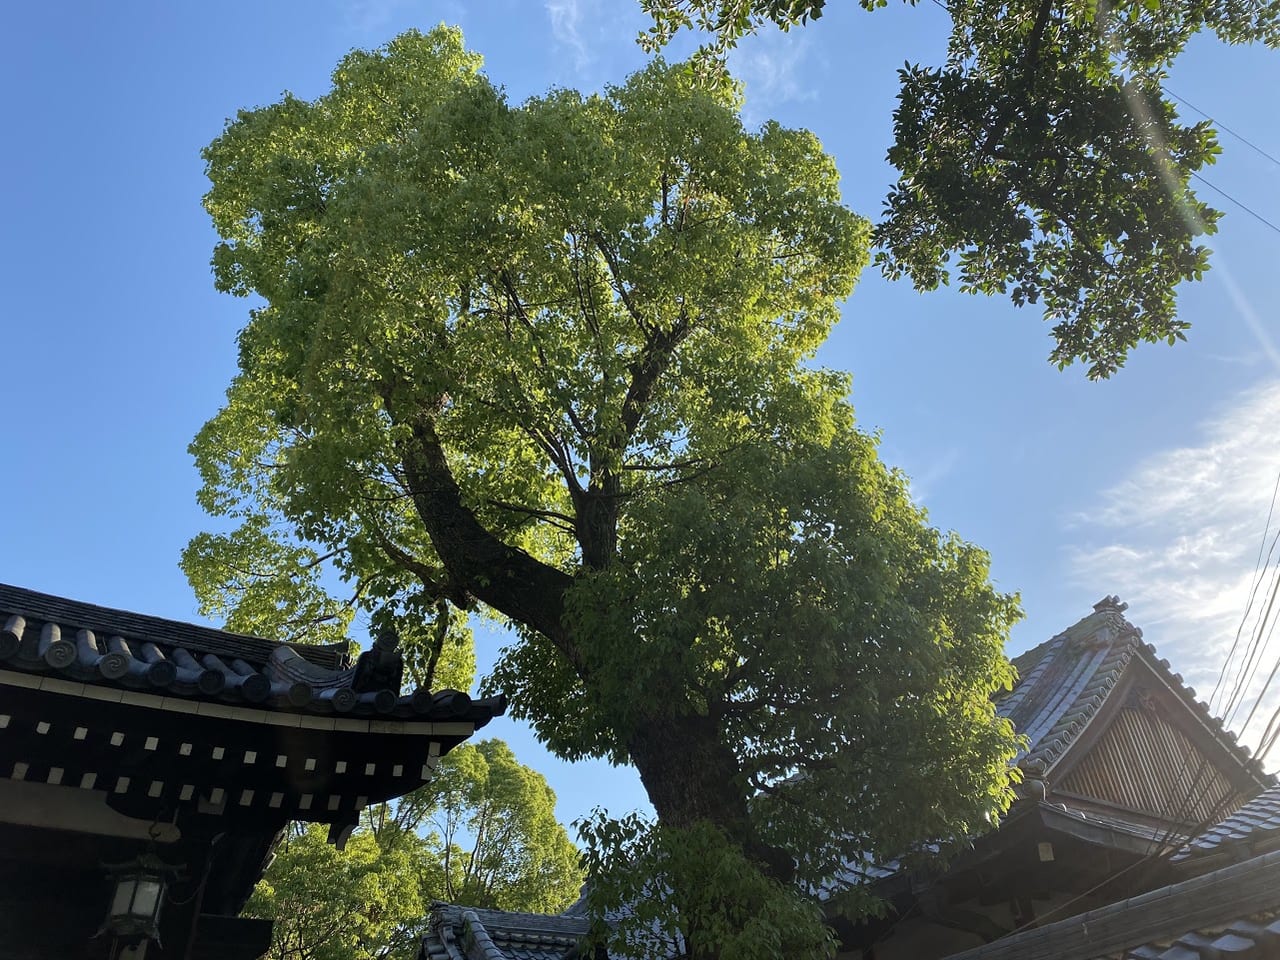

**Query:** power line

left=1226, top=562, right=1280, bottom=735
left=1163, top=86, right=1280, bottom=169
left=1219, top=537, right=1280, bottom=729
left=1190, top=172, right=1280, bottom=238
left=1210, top=473, right=1280, bottom=716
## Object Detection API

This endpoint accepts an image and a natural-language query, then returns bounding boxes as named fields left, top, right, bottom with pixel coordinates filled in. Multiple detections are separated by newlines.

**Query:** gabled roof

left=422, top=904, right=588, bottom=960
left=998, top=596, right=1262, bottom=783
left=0, top=582, right=503, bottom=725
left=938, top=608, right=1280, bottom=960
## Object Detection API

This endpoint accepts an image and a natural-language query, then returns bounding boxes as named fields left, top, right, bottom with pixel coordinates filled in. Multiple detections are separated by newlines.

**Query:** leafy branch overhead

left=643, top=0, right=1280, bottom=377
left=195, top=28, right=1021, bottom=958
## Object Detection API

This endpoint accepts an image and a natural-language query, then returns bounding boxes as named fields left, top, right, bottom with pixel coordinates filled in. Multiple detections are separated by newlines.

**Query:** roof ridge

left=0, top=582, right=506, bottom=726
left=941, top=847, right=1280, bottom=960
left=0, top=582, right=348, bottom=668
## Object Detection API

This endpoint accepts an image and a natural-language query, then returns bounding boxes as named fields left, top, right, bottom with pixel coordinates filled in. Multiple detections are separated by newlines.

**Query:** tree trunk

left=628, top=711, right=796, bottom=960
left=388, top=395, right=794, bottom=956
left=628, top=713, right=746, bottom=833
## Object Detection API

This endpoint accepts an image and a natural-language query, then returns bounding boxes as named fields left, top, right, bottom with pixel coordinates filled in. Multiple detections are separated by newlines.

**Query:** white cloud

left=903, top=445, right=960, bottom=506
left=1069, top=380, right=1280, bottom=751
left=728, top=28, right=819, bottom=120
left=546, top=0, right=592, bottom=72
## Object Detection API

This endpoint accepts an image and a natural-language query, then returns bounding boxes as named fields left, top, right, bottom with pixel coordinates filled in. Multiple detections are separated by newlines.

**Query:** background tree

left=247, top=739, right=583, bottom=960
left=192, top=28, right=1020, bottom=958
left=641, top=0, right=1280, bottom=378
left=406, top=738, right=583, bottom=913
left=248, top=823, right=426, bottom=960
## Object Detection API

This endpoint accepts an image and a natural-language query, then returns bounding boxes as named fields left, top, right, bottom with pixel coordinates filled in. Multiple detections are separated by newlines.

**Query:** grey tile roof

left=941, top=848, right=1280, bottom=960
left=0, top=583, right=504, bottom=725
left=1123, top=916, right=1280, bottom=960
left=0, top=583, right=350, bottom=669
left=421, top=904, right=589, bottom=960
left=998, top=597, right=1262, bottom=781
left=1173, top=784, right=1280, bottom=865
left=813, top=600, right=1269, bottom=903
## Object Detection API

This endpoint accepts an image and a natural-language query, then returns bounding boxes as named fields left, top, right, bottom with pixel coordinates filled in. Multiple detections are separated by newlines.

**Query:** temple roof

left=1124, top=917, right=1280, bottom=960
left=998, top=596, right=1262, bottom=782
left=0, top=583, right=502, bottom=725
left=941, top=848, right=1280, bottom=960
left=421, top=904, right=589, bottom=960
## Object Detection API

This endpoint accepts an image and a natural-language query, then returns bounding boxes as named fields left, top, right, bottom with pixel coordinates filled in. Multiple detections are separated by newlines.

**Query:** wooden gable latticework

left=998, top=596, right=1266, bottom=837
left=1056, top=697, right=1238, bottom=826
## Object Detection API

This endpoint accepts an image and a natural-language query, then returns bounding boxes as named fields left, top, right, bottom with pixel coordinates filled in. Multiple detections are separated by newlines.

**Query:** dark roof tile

left=0, top=583, right=504, bottom=727
left=1174, top=785, right=1280, bottom=864
left=422, top=904, right=589, bottom=960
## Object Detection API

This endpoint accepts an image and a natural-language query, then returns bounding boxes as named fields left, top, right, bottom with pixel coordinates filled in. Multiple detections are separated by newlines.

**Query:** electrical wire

left=1190, top=172, right=1280, bottom=238
left=1209, top=471, right=1280, bottom=716
left=1228, top=569, right=1280, bottom=736
left=1163, top=86, right=1280, bottom=168
left=1219, top=544, right=1280, bottom=730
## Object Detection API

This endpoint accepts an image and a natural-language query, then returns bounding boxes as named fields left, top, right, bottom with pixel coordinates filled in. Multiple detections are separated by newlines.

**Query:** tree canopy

left=642, top=0, right=1280, bottom=378
left=193, top=27, right=1021, bottom=958
left=247, top=739, right=582, bottom=960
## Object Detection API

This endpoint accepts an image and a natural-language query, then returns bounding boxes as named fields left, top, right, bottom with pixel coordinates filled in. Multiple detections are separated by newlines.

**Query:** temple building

left=840, top=596, right=1272, bottom=958
left=0, top=583, right=504, bottom=960
left=942, top=785, right=1280, bottom=960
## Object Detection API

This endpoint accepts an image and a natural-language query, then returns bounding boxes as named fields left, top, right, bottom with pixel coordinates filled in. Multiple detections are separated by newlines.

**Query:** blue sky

left=3, top=0, right=1279, bottom=831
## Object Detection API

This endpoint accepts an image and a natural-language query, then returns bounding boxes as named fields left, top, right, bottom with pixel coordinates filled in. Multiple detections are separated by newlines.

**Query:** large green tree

left=191, top=28, right=1020, bottom=959
left=642, top=0, right=1279, bottom=378
left=248, top=740, right=582, bottom=960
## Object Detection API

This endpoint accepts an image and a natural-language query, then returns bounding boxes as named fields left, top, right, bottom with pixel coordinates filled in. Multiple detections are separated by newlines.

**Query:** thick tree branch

left=621, top=315, right=692, bottom=439
left=383, top=390, right=584, bottom=673
left=572, top=312, right=694, bottom=568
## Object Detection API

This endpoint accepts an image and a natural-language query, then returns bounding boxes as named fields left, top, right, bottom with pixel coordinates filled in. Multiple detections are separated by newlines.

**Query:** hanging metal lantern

left=101, top=852, right=172, bottom=945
